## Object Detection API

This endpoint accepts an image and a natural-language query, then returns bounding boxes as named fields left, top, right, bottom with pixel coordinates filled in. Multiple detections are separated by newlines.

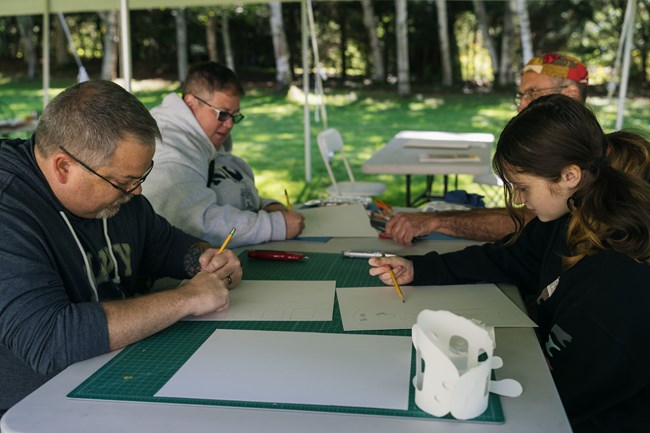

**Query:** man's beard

left=95, top=194, right=132, bottom=219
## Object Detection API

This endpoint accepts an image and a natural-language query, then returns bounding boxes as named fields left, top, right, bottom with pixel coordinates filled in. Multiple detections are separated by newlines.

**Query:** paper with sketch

left=299, top=204, right=378, bottom=237
left=336, top=283, right=537, bottom=331
left=155, top=329, right=413, bottom=410
left=186, top=280, right=336, bottom=322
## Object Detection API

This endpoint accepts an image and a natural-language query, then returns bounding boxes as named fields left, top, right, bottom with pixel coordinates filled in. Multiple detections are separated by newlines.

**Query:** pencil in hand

left=383, top=253, right=405, bottom=303
left=217, top=227, right=236, bottom=254
left=284, top=188, right=292, bottom=211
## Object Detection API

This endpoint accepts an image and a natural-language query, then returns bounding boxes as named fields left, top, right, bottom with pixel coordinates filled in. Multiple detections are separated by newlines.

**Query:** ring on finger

left=226, top=275, right=233, bottom=286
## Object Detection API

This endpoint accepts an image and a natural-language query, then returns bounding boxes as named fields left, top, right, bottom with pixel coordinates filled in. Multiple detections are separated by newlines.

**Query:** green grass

left=2, top=77, right=649, bottom=207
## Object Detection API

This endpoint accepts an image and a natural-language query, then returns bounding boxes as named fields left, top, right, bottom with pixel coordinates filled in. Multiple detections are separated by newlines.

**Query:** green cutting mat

left=68, top=251, right=504, bottom=423
left=239, top=250, right=384, bottom=287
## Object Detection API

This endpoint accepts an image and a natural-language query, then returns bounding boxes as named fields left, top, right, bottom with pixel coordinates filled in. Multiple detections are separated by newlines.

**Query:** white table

left=362, top=130, right=495, bottom=206
left=1, top=237, right=572, bottom=433
left=0, top=118, right=38, bottom=139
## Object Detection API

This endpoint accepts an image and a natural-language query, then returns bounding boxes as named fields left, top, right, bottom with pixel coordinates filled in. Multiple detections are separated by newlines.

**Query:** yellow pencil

left=217, top=227, right=236, bottom=254
left=284, top=188, right=292, bottom=211
left=383, top=253, right=405, bottom=303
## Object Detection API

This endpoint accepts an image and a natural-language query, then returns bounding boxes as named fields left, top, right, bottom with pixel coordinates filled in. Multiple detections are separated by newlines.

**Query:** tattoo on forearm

left=183, top=245, right=203, bottom=277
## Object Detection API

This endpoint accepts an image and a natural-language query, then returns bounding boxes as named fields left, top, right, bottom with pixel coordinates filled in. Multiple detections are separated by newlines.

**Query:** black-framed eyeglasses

left=192, top=94, right=245, bottom=124
left=514, top=85, right=569, bottom=106
left=59, top=145, right=154, bottom=195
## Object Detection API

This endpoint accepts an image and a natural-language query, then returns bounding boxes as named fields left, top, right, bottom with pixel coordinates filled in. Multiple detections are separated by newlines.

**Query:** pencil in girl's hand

left=217, top=227, right=236, bottom=254
left=383, top=253, right=405, bottom=303
left=284, top=189, right=292, bottom=211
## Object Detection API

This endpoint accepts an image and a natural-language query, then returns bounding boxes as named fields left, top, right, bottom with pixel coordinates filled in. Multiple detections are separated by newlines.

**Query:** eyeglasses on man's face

left=192, top=94, right=245, bottom=124
left=59, top=145, right=154, bottom=195
left=514, top=85, right=569, bottom=106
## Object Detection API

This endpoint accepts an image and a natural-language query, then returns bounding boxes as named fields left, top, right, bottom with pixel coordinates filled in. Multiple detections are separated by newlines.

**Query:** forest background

left=1, top=0, right=649, bottom=205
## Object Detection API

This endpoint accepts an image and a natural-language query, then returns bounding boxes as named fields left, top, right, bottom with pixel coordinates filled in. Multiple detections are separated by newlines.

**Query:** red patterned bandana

left=522, top=53, right=589, bottom=84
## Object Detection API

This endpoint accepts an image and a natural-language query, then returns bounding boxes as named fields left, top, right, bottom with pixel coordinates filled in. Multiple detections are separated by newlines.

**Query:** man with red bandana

left=385, top=53, right=589, bottom=245
left=143, top=62, right=305, bottom=248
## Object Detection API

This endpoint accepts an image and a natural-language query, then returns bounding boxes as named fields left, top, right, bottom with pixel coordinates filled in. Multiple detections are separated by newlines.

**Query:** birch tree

left=515, top=0, right=533, bottom=63
left=498, top=0, right=516, bottom=86
left=360, top=0, right=385, bottom=82
left=435, top=0, right=453, bottom=87
left=472, top=0, right=499, bottom=80
left=395, top=0, right=410, bottom=96
left=16, top=16, right=37, bottom=79
left=100, top=10, right=119, bottom=80
left=206, top=11, right=218, bottom=62
left=54, top=16, right=69, bottom=67
left=222, top=13, right=235, bottom=71
left=270, top=2, right=292, bottom=93
left=174, top=8, right=188, bottom=82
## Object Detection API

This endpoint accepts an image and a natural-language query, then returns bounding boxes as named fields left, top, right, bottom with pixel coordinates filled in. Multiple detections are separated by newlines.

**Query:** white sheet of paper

left=336, top=284, right=537, bottom=331
left=185, top=280, right=336, bottom=322
left=299, top=204, right=378, bottom=237
left=155, top=329, right=413, bottom=410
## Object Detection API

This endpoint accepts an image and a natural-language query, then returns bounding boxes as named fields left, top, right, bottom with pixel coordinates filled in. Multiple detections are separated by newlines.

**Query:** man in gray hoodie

left=143, top=62, right=305, bottom=248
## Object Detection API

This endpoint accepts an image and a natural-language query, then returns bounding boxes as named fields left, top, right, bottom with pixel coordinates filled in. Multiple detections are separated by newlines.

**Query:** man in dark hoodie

left=0, top=80, right=243, bottom=415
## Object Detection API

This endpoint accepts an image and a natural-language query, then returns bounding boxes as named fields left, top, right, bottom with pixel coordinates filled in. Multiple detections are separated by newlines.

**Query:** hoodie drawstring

left=59, top=212, right=122, bottom=301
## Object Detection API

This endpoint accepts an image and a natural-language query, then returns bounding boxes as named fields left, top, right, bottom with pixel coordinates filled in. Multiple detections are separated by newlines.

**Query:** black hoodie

left=408, top=215, right=650, bottom=432
left=0, top=137, right=200, bottom=413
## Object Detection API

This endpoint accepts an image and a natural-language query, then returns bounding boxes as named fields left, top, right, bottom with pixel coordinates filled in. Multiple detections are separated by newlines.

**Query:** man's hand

left=384, top=213, right=437, bottom=246
left=198, top=248, right=243, bottom=289
left=179, top=272, right=231, bottom=316
left=282, top=211, right=305, bottom=239
left=368, top=256, right=415, bottom=286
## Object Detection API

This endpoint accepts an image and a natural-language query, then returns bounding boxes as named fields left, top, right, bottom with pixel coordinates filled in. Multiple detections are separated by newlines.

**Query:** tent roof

left=2, top=0, right=294, bottom=17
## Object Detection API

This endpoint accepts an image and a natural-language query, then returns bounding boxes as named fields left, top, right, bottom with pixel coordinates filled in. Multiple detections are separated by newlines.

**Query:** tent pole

left=120, top=0, right=132, bottom=92
left=616, top=0, right=636, bottom=130
left=42, top=0, right=50, bottom=107
left=302, top=0, right=311, bottom=182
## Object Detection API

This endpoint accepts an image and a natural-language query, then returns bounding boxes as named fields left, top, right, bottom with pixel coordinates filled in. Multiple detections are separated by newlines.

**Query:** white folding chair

left=317, top=128, right=387, bottom=197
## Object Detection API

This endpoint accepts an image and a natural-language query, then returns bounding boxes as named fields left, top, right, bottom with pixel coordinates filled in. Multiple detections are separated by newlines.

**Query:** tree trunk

left=515, top=0, right=533, bottom=63
left=206, top=13, right=218, bottom=62
left=100, top=11, right=119, bottom=80
left=16, top=16, right=37, bottom=79
left=395, top=0, right=410, bottom=96
left=472, top=0, right=499, bottom=80
left=498, top=0, right=516, bottom=87
left=340, top=3, right=348, bottom=82
left=269, top=2, right=292, bottom=93
left=435, top=0, right=452, bottom=87
left=222, top=13, right=235, bottom=71
left=174, top=8, right=188, bottom=82
left=360, top=0, right=384, bottom=82
left=54, top=16, right=69, bottom=67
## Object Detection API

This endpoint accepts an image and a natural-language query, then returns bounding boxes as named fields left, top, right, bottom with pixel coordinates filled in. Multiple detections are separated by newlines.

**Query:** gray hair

left=35, top=80, right=161, bottom=167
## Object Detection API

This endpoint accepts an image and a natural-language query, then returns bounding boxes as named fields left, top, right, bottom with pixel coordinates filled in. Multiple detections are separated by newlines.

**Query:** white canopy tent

left=1, top=0, right=640, bottom=178
left=2, top=0, right=323, bottom=181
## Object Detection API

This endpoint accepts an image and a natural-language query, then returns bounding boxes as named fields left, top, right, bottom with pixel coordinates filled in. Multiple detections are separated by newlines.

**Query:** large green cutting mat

left=68, top=252, right=504, bottom=423
left=238, top=250, right=384, bottom=287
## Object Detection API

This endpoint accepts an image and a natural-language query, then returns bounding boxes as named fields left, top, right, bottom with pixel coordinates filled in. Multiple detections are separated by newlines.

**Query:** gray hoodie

left=143, top=93, right=286, bottom=248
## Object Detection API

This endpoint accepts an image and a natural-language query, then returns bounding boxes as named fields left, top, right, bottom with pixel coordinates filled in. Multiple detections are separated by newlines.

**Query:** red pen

left=247, top=249, right=309, bottom=261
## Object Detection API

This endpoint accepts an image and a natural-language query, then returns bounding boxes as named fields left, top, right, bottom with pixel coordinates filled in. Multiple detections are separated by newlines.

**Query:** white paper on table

left=186, top=280, right=336, bottom=322
left=336, top=283, right=537, bottom=331
left=155, top=329, right=413, bottom=410
left=299, top=204, right=378, bottom=237
left=395, top=130, right=492, bottom=148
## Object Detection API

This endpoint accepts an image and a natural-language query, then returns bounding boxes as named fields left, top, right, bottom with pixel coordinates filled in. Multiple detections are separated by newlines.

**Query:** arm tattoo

left=183, top=245, right=204, bottom=277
